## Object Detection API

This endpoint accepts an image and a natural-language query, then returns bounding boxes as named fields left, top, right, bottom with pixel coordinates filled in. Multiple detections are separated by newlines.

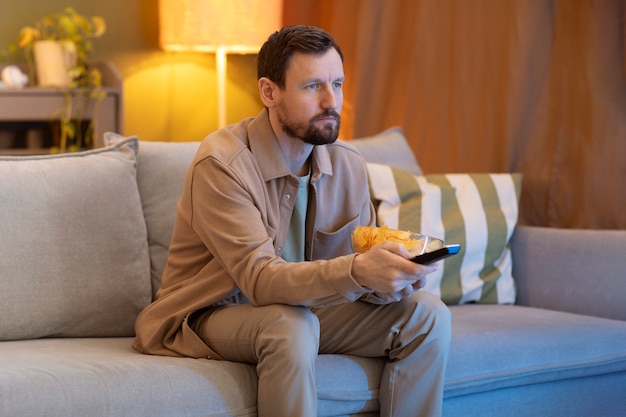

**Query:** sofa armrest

left=511, top=225, right=626, bottom=321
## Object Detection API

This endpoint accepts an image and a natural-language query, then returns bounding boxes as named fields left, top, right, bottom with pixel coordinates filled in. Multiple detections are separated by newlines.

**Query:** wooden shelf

left=0, top=62, right=123, bottom=155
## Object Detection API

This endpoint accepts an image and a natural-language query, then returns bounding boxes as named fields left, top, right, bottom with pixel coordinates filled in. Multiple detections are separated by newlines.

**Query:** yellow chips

left=352, top=226, right=426, bottom=254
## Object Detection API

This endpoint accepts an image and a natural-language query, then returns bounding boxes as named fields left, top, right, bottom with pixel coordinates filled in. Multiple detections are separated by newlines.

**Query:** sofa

left=1, top=128, right=625, bottom=417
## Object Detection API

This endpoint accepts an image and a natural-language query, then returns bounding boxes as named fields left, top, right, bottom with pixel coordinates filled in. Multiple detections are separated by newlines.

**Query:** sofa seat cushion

left=2, top=306, right=625, bottom=417
left=0, top=338, right=257, bottom=417
left=445, top=304, right=626, bottom=399
left=0, top=338, right=383, bottom=417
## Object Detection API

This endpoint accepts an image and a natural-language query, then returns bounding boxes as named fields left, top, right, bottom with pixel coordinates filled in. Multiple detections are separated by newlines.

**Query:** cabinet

left=0, top=62, right=123, bottom=155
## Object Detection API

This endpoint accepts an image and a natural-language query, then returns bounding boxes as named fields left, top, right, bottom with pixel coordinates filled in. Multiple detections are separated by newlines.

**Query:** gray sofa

left=1, top=129, right=625, bottom=417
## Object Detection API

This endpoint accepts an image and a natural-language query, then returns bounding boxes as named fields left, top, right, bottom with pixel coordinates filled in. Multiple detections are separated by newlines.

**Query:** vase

left=32, top=40, right=77, bottom=87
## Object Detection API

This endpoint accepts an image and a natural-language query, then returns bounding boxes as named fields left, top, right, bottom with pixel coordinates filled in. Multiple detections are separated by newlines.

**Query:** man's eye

left=307, top=83, right=319, bottom=90
left=333, top=82, right=343, bottom=89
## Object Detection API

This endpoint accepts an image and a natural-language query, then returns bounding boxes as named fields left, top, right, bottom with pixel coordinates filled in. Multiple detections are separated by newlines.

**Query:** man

left=133, top=25, right=451, bottom=417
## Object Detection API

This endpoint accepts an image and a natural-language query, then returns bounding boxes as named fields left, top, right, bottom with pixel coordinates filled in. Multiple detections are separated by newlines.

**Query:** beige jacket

left=132, top=110, right=377, bottom=358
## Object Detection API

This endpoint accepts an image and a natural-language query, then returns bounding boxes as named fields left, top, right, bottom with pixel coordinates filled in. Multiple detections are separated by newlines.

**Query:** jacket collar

left=248, top=109, right=333, bottom=183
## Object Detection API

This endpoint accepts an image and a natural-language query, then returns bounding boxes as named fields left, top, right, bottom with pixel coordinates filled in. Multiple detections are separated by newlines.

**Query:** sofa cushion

left=105, top=134, right=201, bottom=299
left=2, top=307, right=624, bottom=417
left=0, top=138, right=151, bottom=340
left=0, top=338, right=383, bottom=417
left=366, top=163, right=521, bottom=305
left=134, top=140, right=200, bottom=298
left=346, top=127, right=423, bottom=176
left=445, top=304, right=626, bottom=400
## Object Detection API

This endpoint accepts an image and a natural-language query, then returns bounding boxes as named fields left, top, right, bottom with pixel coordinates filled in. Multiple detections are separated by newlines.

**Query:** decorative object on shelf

left=0, top=65, right=28, bottom=88
left=12, top=7, right=106, bottom=88
left=31, top=40, right=76, bottom=87
left=2, top=7, right=107, bottom=153
left=159, top=0, right=283, bottom=128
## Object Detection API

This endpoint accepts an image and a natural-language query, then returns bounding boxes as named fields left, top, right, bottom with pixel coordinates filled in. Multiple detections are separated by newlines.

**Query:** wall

left=1, top=0, right=264, bottom=142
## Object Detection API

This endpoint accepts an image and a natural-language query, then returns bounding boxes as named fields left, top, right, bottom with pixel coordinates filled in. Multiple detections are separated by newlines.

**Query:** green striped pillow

left=366, top=163, right=522, bottom=305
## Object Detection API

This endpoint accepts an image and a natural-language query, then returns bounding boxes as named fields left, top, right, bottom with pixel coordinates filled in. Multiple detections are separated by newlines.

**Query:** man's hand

left=351, top=241, right=438, bottom=295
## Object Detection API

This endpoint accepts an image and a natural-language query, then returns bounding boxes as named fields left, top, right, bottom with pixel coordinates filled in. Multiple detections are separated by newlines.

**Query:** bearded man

left=133, top=25, right=451, bottom=417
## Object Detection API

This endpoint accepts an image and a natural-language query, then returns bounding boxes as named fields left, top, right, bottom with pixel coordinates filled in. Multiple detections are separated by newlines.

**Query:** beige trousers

left=192, top=291, right=451, bottom=417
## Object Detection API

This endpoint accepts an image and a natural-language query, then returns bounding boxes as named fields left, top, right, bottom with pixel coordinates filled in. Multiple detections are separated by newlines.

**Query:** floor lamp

left=159, top=0, right=283, bottom=128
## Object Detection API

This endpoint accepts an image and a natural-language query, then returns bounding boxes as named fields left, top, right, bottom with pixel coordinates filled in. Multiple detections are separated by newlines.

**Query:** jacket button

left=285, top=194, right=291, bottom=199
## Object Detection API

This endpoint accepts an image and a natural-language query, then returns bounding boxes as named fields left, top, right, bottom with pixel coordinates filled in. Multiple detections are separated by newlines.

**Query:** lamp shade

left=159, top=0, right=283, bottom=53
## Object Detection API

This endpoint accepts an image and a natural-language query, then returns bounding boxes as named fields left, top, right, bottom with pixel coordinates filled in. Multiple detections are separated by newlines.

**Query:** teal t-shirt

left=282, top=173, right=310, bottom=263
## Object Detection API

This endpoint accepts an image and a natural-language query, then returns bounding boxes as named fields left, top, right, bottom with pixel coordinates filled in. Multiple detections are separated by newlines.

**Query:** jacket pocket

left=313, top=216, right=361, bottom=259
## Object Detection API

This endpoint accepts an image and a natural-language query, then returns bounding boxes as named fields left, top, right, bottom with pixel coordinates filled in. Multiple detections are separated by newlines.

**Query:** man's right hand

left=351, top=241, right=438, bottom=295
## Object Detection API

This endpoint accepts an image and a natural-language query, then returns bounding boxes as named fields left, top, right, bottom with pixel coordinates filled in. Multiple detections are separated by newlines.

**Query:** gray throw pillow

left=0, top=137, right=151, bottom=340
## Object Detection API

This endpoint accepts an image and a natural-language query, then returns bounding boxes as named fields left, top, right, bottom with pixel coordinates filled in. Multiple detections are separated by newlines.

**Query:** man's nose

left=321, top=85, right=338, bottom=110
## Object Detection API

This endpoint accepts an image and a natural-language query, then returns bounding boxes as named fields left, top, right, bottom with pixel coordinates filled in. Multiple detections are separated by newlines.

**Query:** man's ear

left=258, top=77, right=278, bottom=108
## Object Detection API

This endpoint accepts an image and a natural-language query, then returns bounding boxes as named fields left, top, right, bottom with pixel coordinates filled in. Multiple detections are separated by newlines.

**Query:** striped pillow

left=366, top=163, right=522, bottom=305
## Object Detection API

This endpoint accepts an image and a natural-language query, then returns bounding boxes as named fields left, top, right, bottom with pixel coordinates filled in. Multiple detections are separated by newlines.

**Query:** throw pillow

left=0, top=137, right=151, bottom=340
left=366, top=163, right=522, bottom=305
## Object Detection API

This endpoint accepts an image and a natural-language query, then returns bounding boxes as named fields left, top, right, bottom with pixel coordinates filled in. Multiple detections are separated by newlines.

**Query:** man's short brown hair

left=257, top=25, right=344, bottom=88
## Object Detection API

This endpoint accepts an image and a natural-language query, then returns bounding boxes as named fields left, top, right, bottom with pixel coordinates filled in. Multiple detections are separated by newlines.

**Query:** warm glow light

left=159, top=0, right=283, bottom=53
left=159, top=0, right=283, bottom=127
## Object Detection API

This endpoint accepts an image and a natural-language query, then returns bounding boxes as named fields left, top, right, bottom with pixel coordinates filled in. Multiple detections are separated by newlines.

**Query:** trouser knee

left=257, top=305, right=320, bottom=363
left=413, top=291, right=452, bottom=347
left=397, top=291, right=452, bottom=354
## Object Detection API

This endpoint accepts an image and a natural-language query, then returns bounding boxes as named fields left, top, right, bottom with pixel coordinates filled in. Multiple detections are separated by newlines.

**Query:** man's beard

left=279, top=108, right=341, bottom=146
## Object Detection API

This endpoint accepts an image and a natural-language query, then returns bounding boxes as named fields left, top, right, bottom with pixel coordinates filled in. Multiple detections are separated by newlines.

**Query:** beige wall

left=1, top=0, right=264, bottom=142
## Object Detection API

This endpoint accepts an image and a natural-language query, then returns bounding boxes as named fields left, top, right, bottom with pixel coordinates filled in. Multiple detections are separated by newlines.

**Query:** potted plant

left=16, top=7, right=106, bottom=88
left=4, top=7, right=107, bottom=152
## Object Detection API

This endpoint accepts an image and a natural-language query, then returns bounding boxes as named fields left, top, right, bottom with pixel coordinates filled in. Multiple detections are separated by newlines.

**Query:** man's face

left=275, top=48, right=344, bottom=146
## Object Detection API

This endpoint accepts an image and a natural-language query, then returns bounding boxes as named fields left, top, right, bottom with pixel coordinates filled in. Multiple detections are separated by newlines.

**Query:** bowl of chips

left=351, top=225, right=444, bottom=256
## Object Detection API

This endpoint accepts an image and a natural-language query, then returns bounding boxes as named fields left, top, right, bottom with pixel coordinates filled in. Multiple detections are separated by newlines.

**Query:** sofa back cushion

left=0, top=137, right=151, bottom=340
left=347, top=127, right=422, bottom=176
left=134, top=140, right=200, bottom=299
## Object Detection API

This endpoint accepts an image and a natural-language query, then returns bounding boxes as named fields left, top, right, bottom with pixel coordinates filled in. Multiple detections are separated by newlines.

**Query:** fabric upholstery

left=346, top=126, right=423, bottom=176
left=0, top=338, right=383, bottom=417
left=2, top=305, right=625, bottom=417
left=104, top=134, right=200, bottom=299
left=444, top=304, right=626, bottom=416
left=0, top=138, right=150, bottom=340
left=366, top=163, right=522, bottom=304
left=512, top=225, right=626, bottom=321
left=445, top=304, right=626, bottom=398
left=134, top=140, right=200, bottom=298
left=443, top=371, right=626, bottom=417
